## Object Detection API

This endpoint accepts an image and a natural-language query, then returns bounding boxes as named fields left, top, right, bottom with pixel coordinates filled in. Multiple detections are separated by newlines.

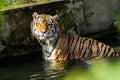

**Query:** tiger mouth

left=40, top=40, right=46, bottom=45
left=41, top=34, right=56, bottom=38
left=39, top=34, right=54, bottom=41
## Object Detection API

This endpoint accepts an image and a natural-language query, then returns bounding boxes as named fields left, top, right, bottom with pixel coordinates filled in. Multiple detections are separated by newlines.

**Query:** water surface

left=0, top=58, right=88, bottom=80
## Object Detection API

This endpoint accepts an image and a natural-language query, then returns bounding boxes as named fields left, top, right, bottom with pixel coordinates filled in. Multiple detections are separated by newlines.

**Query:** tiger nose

left=41, top=31, right=46, bottom=34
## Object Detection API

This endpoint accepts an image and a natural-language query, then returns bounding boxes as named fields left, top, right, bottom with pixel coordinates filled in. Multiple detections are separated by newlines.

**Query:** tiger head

left=31, top=12, right=59, bottom=45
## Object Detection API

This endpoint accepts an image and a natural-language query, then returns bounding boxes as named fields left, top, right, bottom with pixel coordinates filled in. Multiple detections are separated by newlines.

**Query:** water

left=0, top=56, right=89, bottom=80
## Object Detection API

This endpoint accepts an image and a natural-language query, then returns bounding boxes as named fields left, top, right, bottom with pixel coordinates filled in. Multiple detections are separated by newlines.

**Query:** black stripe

left=61, top=34, right=68, bottom=59
left=68, top=35, right=74, bottom=59
left=101, top=43, right=104, bottom=50
left=72, top=36, right=79, bottom=59
left=103, top=46, right=107, bottom=57
left=50, top=37, right=59, bottom=54
left=45, top=37, right=59, bottom=58
left=87, top=39, right=92, bottom=57
left=88, top=40, right=94, bottom=57
left=115, top=52, right=118, bottom=57
left=111, top=51, right=118, bottom=57
left=82, top=47, right=87, bottom=58
left=63, top=34, right=71, bottom=59
left=67, top=34, right=71, bottom=47
left=78, top=37, right=82, bottom=53
left=61, top=34, right=67, bottom=52
left=83, top=39, right=91, bottom=58
left=56, top=35, right=67, bottom=60
left=110, top=52, right=115, bottom=57
left=78, top=38, right=83, bottom=58
left=79, top=38, right=88, bottom=58
left=105, top=47, right=111, bottom=57
left=65, top=34, right=71, bottom=58
left=69, top=35, right=74, bottom=48
left=67, top=34, right=71, bottom=53
left=70, top=35, right=76, bottom=59
left=96, top=41, right=99, bottom=55
left=98, top=43, right=104, bottom=56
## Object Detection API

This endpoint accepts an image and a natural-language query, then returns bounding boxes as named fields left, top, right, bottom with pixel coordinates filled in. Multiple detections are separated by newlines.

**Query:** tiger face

left=31, top=12, right=59, bottom=44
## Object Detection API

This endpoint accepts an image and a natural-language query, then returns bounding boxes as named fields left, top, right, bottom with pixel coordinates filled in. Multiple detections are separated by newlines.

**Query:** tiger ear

left=53, top=15, right=59, bottom=22
left=32, top=12, right=38, bottom=19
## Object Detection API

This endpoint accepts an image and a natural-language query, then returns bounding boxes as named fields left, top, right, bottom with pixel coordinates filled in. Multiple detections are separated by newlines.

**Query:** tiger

left=31, top=12, right=119, bottom=62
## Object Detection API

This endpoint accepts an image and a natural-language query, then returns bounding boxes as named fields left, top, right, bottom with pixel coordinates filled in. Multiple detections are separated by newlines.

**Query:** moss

left=67, top=0, right=82, bottom=3
left=0, top=0, right=5, bottom=27
left=0, top=12, right=3, bottom=27
left=0, top=0, right=62, bottom=11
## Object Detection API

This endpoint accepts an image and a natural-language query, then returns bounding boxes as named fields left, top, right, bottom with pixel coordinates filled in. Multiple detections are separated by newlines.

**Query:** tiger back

left=31, top=12, right=119, bottom=61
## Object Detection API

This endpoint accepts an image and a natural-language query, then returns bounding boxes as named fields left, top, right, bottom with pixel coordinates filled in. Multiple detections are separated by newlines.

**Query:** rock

left=81, top=0, right=120, bottom=35
left=0, top=42, right=5, bottom=53
left=0, top=10, right=31, bottom=46
left=59, top=1, right=84, bottom=34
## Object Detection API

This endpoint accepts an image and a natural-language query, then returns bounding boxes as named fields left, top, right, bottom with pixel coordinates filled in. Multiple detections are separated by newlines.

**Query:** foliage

left=114, top=11, right=120, bottom=33
left=63, top=59, right=120, bottom=80
left=0, top=0, right=54, bottom=11
left=66, top=0, right=82, bottom=3
left=0, top=0, right=5, bottom=27
left=0, top=12, right=3, bottom=27
left=0, top=0, right=5, bottom=8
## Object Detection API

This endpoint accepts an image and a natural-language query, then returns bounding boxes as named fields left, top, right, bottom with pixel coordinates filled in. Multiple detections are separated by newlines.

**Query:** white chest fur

left=42, top=40, right=58, bottom=60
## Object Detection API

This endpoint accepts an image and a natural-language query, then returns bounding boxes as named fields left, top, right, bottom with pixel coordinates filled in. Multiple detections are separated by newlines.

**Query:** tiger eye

left=47, top=18, right=53, bottom=25
left=37, top=18, right=43, bottom=24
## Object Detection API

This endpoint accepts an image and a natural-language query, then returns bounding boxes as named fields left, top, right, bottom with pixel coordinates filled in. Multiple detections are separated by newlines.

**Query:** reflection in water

left=30, top=60, right=67, bottom=80
left=30, top=60, right=88, bottom=80
left=0, top=59, right=87, bottom=80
